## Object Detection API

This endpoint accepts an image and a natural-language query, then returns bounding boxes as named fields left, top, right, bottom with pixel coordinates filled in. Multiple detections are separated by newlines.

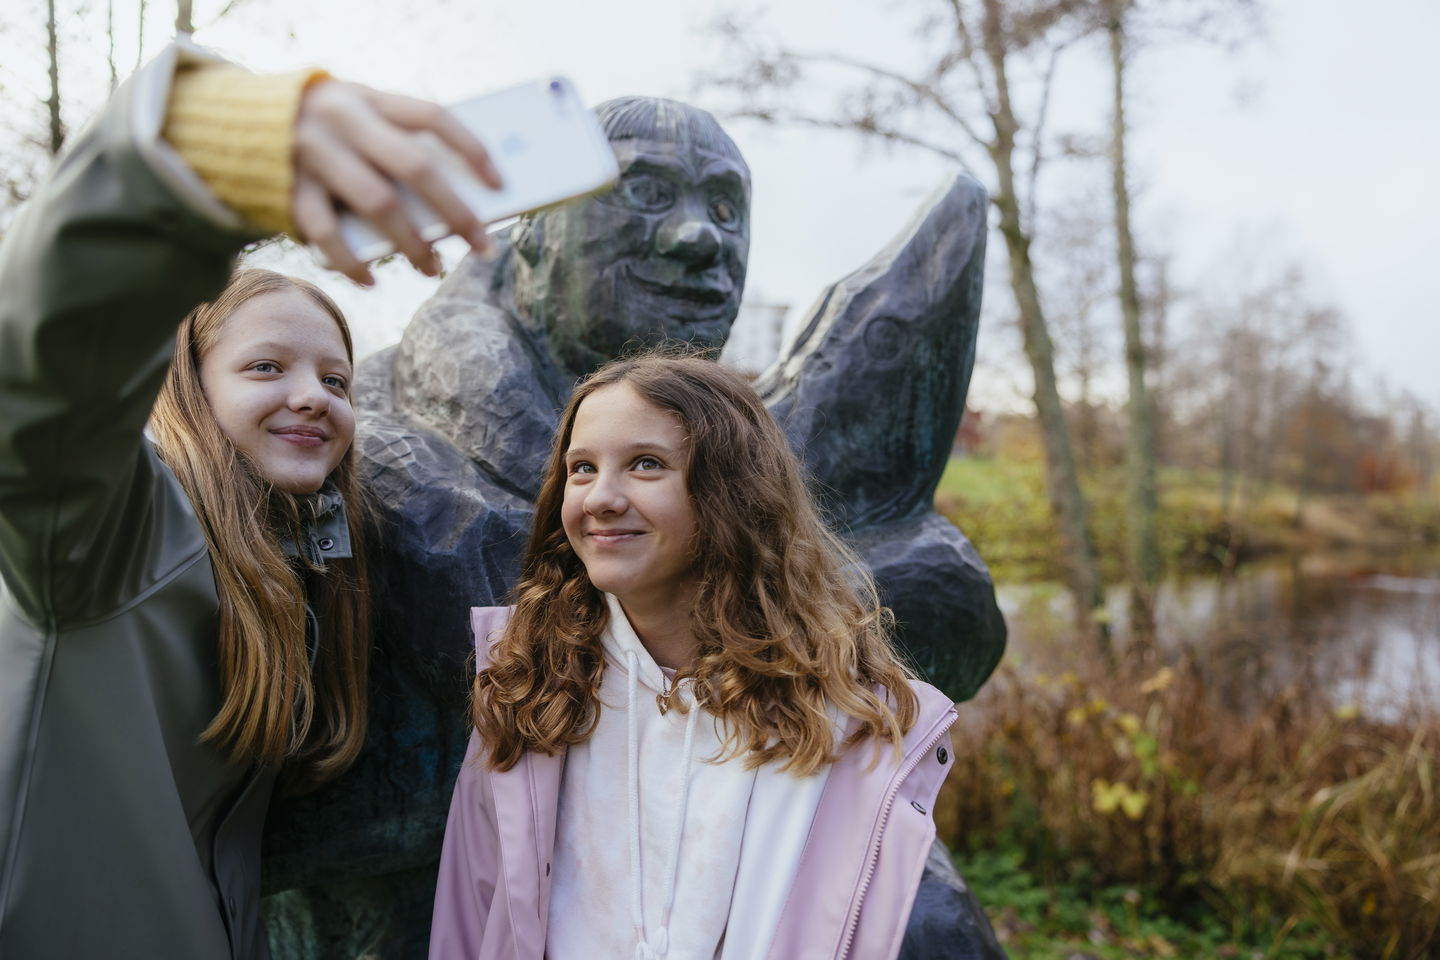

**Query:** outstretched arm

left=0, top=44, right=497, bottom=622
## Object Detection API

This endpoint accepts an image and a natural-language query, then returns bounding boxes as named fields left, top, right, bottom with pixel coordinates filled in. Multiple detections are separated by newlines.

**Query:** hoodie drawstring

left=627, top=649, right=700, bottom=960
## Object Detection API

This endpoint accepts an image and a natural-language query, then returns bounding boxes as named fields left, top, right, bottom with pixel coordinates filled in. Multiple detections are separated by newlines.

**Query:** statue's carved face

left=515, top=135, right=750, bottom=376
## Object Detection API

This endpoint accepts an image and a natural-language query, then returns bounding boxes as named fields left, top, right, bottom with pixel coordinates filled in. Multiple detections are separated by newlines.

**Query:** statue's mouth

left=626, top=269, right=731, bottom=306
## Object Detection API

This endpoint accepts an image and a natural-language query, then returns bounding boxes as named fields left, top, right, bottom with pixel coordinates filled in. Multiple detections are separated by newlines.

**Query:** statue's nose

left=656, top=218, right=722, bottom=266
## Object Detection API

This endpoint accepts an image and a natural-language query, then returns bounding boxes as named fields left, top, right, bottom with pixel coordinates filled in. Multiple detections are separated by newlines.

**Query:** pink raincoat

left=428, top=607, right=958, bottom=960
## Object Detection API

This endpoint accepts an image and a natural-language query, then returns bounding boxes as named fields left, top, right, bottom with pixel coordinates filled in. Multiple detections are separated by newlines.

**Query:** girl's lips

left=588, top=530, right=644, bottom=544
left=272, top=427, right=328, bottom=447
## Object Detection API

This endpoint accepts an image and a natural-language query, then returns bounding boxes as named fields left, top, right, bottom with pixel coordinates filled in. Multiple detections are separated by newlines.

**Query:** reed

left=944, top=652, right=1440, bottom=959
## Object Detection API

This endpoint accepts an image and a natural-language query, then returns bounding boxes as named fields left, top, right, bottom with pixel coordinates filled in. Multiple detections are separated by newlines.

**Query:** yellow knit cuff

left=163, top=64, right=330, bottom=236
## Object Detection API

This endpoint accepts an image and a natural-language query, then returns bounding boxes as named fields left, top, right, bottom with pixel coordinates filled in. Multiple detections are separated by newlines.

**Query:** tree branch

left=786, top=49, right=992, bottom=153
left=945, top=0, right=999, bottom=115
left=204, top=0, right=256, bottom=29
left=725, top=106, right=981, bottom=178
left=1025, top=34, right=1076, bottom=226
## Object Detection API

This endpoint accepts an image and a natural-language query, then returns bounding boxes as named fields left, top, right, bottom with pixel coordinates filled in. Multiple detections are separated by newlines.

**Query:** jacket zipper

left=837, top=709, right=957, bottom=959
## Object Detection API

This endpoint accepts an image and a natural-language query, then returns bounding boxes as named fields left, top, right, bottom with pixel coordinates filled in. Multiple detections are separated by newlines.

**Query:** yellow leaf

left=1092, top=779, right=1121, bottom=814
left=1335, top=703, right=1361, bottom=721
left=1060, top=671, right=1080, bottom=687
left=1000, top=778, right=1015, bottom=796
left=1140, top=667, right=1175, bottom=695
left=1362, top=893, right=1377, bottom=916
left=1088, top=698, right=1109, bottom=715
left=1067, top=707, right=1088, bottom=727
left=1116, top=713, right=1141, bottom=736
left=1120, top=788, right=1149, bottom=820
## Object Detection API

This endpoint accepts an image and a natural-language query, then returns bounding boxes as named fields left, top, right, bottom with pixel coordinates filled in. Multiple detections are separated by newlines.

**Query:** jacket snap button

left=937, top=746, right=949, bottom=764
left=910, top=800, right=927, bottom=814
left=318, top=537, right=335, bottom=551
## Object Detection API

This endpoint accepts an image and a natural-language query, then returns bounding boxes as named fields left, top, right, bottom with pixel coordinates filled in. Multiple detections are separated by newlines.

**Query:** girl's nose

left=584, top=473, right=627, bottom=516
left=288, top=377, right=331, bottom=415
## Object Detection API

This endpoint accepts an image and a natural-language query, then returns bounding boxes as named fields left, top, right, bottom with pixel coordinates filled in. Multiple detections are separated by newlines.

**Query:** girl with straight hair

left=431, top=353, right=959, bottom=960
left=0, top=44, right=498, bottom=959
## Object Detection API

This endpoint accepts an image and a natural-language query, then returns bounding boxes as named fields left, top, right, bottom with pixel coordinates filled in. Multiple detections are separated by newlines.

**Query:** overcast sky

left=5, top=0, right=1437, bottom=410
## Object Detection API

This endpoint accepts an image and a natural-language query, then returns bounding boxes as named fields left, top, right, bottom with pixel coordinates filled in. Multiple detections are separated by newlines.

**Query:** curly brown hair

left=472, top=353, right=918, bottom=775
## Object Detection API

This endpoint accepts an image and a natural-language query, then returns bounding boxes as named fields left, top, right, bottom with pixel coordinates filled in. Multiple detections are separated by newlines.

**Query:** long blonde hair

left=150, top=269, right=372, bottom=789
left=473, top=353, right=918, bottom=775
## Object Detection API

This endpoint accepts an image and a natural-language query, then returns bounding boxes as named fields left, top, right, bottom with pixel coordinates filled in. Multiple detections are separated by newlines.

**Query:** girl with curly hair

left=430, top=353, right=959, bottom=960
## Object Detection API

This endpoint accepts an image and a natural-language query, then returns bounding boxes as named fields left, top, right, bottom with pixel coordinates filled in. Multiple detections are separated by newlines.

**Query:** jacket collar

left=278, top=482, right=352, bottom=566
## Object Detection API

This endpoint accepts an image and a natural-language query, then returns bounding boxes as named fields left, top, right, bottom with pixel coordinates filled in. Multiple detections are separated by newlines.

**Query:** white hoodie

left=545, top=596, right=832, bottom=960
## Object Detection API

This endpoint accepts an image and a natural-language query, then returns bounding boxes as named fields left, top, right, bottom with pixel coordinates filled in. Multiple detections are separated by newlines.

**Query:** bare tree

left=1170, top=255, right=1363, bottom=528
left=107, top=0, right=119, bottom=91
left=1038, top=199, right=1117, bottom=474
left=136, top=0, right=147, bottom=70
left=1102, top=0, right=1160, bottom=637
left=1087, top=0, right=1259, bottom=631
left=46, top=0, right=64, bottom=155
left=175, top=0, right=194, bottom=35
left=706, top=0, right=1115, bottom=655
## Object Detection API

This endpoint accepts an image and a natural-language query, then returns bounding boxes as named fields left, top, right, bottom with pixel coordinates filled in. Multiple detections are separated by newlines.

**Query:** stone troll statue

left=260, top=97, right=1008, bottom=960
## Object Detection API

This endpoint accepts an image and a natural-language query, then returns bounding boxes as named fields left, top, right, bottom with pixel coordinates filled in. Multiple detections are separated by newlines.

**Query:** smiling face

left=199, top=289, right=356, bottom=494
left=512, top=107, right=750, bottom=378
left=561, top=382, right=698, bottom=615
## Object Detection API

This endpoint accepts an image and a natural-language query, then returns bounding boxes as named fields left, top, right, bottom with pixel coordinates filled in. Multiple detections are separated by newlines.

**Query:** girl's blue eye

left=252, top=361, right=278, bottom=373
left=571, top=462, right=596, bottom=475
left=635, top=456, right=662, bottom=471
left=323, top=375, right=347, bottom=389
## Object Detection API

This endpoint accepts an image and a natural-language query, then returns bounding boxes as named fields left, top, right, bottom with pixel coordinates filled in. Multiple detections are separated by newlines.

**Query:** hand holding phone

left=292, top=81, right=502, bottom=284
left=319, top=77, right=619, bottom=272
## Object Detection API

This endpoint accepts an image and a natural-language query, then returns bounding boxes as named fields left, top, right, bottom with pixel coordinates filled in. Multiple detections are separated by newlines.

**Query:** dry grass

left=941, top=653, right=1440, bottom=959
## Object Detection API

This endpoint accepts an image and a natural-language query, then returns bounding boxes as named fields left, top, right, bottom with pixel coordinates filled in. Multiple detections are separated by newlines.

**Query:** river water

left=995, top=551, right=1440, bottom=718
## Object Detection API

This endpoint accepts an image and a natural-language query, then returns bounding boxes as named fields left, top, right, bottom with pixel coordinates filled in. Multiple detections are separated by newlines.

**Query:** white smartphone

left=326, top=76, right=619, bottom=264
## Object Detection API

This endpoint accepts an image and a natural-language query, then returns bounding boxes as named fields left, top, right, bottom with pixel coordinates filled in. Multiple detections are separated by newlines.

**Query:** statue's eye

left=711, top=198, right=738, bottom=226
left=620, top=173, right=675, bottom=212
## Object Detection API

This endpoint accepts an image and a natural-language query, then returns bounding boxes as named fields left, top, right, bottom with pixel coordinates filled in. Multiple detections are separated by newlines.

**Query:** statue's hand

left=758, top=176, right=1005, bottom=700
left=759, top=175, right=987, bottom=531
left=291, top=81, right=502, bottom=284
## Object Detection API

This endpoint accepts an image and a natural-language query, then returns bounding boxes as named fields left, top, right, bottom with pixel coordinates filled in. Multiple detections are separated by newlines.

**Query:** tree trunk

left=45, top=0, right=64, bottom=155
left=996, top=194, right=1110, bottom=658
left=1106, top=1, right=1160, bottom=641
left=1148, top=257, right=1170, bottom=460
left=107, top=0, right=118, bottom=90
left=981, top=0, right=1110, bottom=659
left=175, top=0, right=194, bottom=35
left=136, top=0, right=147, bottom=70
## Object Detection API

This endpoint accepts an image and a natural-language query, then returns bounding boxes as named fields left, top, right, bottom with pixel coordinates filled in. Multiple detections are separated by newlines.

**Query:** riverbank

left=935, top=457, right=1440, bottom=585
left=934, top=465, right=1440, bottom=958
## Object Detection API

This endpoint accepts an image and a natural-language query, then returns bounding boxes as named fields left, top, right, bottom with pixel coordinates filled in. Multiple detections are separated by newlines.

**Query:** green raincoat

left=0, top=45, right=277, bottom=959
